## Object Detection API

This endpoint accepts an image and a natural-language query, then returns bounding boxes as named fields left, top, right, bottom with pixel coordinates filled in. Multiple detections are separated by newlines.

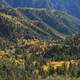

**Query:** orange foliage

left=0, top=51, right=9, bottom=57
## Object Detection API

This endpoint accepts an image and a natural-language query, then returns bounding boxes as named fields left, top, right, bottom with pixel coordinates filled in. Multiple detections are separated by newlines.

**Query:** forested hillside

left=0, top=0, right=80, bottom=80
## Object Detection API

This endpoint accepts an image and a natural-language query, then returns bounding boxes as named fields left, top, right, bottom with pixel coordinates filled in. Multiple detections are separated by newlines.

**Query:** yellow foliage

left=42, top=65, right=49, bottom=71
left=32, top=69, right=39, bottom=74
left=46, top=60, right=78, bottom=70
left=15, top=59, right=24, bottom=65
left=9, top=57, right=24, bottom=65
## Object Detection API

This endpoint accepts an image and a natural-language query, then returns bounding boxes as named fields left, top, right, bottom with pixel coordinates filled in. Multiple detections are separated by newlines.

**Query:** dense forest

left=0, top=0, right=80, bottom=80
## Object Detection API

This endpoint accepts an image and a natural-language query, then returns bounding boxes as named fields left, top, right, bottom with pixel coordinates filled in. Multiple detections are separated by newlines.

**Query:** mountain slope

left=0, top=13, right=28, bottom=39
left=7, top=8, right=80, bottom=36
left=4, top=0, right=80, bottom=18
left=0, top=7, right=80, bottom=40
left=0, top=12, right=62, bottom=40
left=51, top=0, right=80, bottom=18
